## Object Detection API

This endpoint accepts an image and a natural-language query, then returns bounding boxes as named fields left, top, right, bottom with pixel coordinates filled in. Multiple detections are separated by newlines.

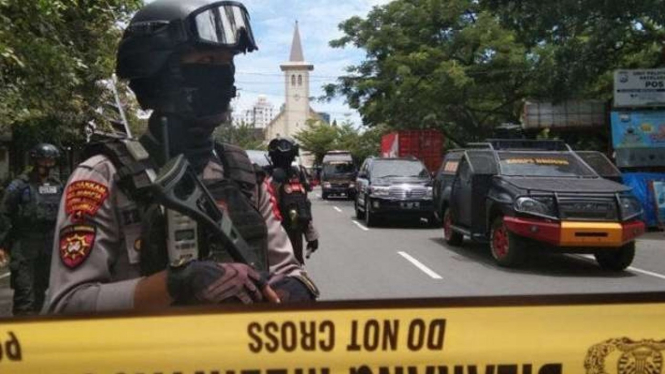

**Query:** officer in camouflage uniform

left=0, top=144, right=62, bottom=315
left=45, top=0, right=318, bottom=314
left=267, top=137, right=319, bottom=264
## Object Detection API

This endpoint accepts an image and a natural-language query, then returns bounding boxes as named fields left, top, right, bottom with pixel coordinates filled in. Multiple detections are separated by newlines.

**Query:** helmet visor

left=191, top=2, right=257, bottom=52
left=269, top=139, right=295, bottom=153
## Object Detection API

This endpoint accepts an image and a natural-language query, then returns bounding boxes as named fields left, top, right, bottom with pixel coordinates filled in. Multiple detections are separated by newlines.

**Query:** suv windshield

left=372, top=159, right=429, bottom=179
left=498, top=152, right=597, bottom=177
left=323, top=162, right=355, bottom=175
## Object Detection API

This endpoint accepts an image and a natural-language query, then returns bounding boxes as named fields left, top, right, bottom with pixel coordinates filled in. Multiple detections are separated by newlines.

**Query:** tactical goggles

left=269, top=139, right=295, bottom=153
left=127, top=1, right=258, bottom=54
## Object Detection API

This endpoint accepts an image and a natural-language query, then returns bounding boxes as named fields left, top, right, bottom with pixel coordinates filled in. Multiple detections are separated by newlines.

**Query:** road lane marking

left=352, top=220, right=369, bottom=231
left=333, top=206, right=343, bottom=213
left=0, top=272, right=9, bottom=280
left=398, top=251, right=443, bottom=280
left=574, top=255, right=665, bottom=280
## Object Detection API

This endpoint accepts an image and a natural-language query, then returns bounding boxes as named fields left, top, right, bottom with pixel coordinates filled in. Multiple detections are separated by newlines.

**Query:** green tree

left=483, top=0, right=665, bottom=101
left=326, top=0, right=665, bottom=146
left=295, top=120, right=386, bottom=165
left=294, top=120, right=341, bottom=164
left=325, top=0, right=531, bottom=144
left=214, top=121, right=265, bottom=150
left=0, top=0, right=142, bottom=153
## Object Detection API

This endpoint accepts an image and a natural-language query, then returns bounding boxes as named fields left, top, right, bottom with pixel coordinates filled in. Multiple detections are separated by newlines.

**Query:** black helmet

left=117, top=0, right=257, bottom=80
left=116, top=0, right=258, bottom=120
left=29, top=143, right=60, bottom=162
left=268, top=136, right=299, bottom=163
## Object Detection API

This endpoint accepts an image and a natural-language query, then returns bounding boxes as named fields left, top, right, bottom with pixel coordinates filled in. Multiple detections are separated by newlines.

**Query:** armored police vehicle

left=433, top=139, right=645, bottom=270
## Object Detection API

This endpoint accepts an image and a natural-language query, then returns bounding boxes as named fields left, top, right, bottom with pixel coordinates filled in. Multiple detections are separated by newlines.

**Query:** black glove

left=270, top=277, right=316, bottom=302
left=305, top=239, right=319, bottom=259
left=167, top=261, right=264, bottom=305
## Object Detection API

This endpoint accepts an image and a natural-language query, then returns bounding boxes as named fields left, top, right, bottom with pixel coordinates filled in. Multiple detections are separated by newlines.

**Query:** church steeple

left=278, top=21, right=314, bottom=137
left=289, top=21, right=305, bottom=62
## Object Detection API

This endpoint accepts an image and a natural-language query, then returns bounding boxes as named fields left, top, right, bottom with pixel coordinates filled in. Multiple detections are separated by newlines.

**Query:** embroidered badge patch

left=65, top=180, right=109, bottom=220
left=59, top=225, right=96, bottom=269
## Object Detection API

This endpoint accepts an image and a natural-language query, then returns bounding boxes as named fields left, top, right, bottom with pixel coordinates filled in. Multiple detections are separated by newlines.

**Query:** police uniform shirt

left=46, top=154, right=309, bottom=313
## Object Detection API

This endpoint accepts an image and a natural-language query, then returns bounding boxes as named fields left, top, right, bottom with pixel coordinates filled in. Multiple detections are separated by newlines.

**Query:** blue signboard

left=611, top=111, right=665, bottom=149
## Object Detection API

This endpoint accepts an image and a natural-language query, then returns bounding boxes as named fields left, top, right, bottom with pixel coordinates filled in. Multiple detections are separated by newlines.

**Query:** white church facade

left=264, top=22, right=325, bottom=141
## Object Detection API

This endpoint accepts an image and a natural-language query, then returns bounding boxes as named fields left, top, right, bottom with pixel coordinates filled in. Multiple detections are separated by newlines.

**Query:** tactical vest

left=276, top=168, right=312, bottom=232
left=14, top=175, right=62, bottom=235
left=83, top=139, right=269, bottom=275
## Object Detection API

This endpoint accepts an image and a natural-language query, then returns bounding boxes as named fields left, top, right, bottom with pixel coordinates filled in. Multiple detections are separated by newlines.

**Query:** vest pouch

left=139, top=203, right=169, bottom=276
left=204, top=178, right=269, bottom=272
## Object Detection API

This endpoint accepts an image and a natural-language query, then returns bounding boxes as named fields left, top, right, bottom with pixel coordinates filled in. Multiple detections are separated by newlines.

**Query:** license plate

left=401, top=202, right=420, bottom=209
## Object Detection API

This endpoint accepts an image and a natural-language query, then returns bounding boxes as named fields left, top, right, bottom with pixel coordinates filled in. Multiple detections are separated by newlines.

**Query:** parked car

left=355, top=157, right=434, bottom=227
left=433, top=139, right=645, bottom=270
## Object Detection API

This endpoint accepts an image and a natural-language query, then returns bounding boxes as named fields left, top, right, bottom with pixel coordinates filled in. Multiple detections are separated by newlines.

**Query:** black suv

left=433, top=139, right=645, bottom=270
left=355, top=157, right=434, bottom=226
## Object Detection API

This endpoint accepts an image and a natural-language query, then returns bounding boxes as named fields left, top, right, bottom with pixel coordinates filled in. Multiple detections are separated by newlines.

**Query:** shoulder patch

left=59, top=225, right=96, bottom=269
left=65, top=180, right=109, bottom=221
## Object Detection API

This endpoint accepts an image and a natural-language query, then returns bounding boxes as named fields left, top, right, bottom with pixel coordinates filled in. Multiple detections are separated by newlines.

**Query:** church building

left=264, top=22, right=325, bottom=141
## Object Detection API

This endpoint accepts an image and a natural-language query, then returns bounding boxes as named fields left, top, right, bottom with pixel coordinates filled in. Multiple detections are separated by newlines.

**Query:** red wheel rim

left=493, top=224, right=509, bottom=259
left=443, top=212, right=452, bottom=240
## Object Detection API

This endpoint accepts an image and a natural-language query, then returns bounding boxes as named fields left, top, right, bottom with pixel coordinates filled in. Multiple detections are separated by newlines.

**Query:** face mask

left=180, top=63, right=236, bottom=119
left=271, top=153, right=295, bottom=170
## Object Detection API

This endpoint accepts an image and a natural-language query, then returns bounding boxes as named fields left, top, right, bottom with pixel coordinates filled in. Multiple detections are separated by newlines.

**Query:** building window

left=291, top=75, right=296, bottom=86
left=298, top=75, right=302, bottom=86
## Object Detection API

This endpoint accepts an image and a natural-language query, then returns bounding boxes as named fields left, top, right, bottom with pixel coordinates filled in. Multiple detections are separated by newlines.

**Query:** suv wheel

left=490, top=216, right=525, bottom=267
left=365, top=200, right=378, bottom=227
left=594, top=242, right=635, bottom=271
left=443, top=208, right=463, bottom=246
left=322, top=192, right=329, bottom=200
left=355, top=197, right=365, bottom=219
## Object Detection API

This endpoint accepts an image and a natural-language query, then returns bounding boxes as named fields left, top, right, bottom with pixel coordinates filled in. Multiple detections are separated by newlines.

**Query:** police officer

left=268, top=137, right=319, bottom=264
left=0, top=143, right=62, bottom=315
left=45, top=0, right=318, bottom=314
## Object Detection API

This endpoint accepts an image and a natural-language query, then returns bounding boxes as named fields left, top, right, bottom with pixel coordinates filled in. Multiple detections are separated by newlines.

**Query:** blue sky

left=145, top=0, right=391, bottom=126
left=233, top=0, right=392, bottom=126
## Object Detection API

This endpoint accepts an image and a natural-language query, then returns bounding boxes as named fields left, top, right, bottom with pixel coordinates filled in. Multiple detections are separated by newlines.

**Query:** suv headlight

left=425, top=187, right=433, bottom=199
left=349, top=182, right=356, bottom=189
left=514, top=197, right=557, bottom=219
left=370, top=186, right=390, bottom=197
left=619, top=196, right=643, bottom=220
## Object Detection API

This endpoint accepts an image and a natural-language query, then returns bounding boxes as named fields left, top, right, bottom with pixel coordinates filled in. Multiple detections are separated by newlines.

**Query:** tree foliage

left=326, top=0, right=665, bottom=144
left=214, top=121, right=266, bottom=150
left=294, top=120, right=387, bottom=164
left=0, top=0, right=142, bottom=150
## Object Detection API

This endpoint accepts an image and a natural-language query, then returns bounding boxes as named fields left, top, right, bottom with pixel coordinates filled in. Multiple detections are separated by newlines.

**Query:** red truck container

left=380, top=130, right=444, bottom=172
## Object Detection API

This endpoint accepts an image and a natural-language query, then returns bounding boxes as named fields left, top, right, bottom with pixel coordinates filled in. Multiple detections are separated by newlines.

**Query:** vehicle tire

left=594, top=242, right=635, bottom=271
left=443, top=208, right=463, bottom=246
left=322, top=192, right=328, bottom=200
left=490, top=216, right=525, bottom=267
left=365, top=200, right=378, bottom=227
left=355, top=197, right=365, bottom=219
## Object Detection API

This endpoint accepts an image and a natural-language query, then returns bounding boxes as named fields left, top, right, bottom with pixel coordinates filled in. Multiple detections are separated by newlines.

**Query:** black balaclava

left=139, top=59, right=237, bottom=171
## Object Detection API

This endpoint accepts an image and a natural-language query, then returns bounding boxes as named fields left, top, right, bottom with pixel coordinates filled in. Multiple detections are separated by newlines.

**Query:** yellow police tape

left=1, top=295, right=665, bottom=374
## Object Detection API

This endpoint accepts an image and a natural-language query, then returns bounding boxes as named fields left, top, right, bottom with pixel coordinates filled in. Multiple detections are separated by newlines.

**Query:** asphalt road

left=1, top=188, right=664, bottom=317
left=304, top=189, right=665, bottom=300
